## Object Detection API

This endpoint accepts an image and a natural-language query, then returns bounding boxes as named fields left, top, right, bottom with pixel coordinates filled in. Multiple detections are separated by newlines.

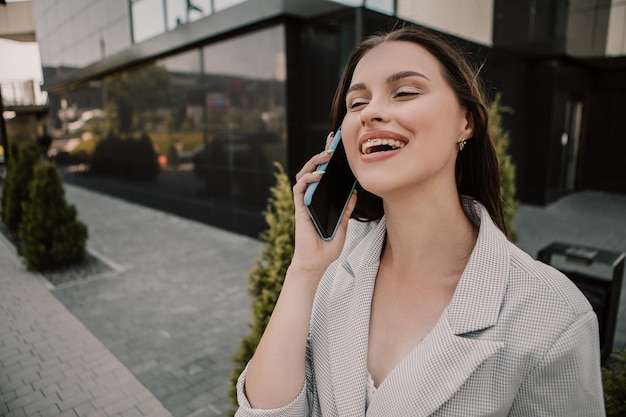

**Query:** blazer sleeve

left=235, top=338, right=317, bottom=417
left=509, top=310, right=606, bottom=416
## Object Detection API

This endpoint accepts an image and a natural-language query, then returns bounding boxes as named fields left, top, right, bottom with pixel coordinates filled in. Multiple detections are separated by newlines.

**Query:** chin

left=356, top=176, right=396, bottom=198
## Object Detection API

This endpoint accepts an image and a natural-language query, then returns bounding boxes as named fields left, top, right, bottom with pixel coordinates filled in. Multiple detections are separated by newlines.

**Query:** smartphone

left=304, top=128, right=357, bottom=240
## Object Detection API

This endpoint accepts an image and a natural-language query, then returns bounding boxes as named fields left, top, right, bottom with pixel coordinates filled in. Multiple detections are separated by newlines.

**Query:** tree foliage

left=18, top=162, right=88, bottom=271
left=488, top=93, right=520, bottom=241
left=228, top=162, right=295, bottom=411
left=1, top=142, right=40, bottom=238
left=107, top=64, right=171, bottom=132
left=89, top=131, right=160, bottom=181
left=602, top=350, right=626, bottom=417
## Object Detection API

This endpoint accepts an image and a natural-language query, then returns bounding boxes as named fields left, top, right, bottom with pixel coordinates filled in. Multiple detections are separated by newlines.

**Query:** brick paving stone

left=0, top=233, right=172, bottom=417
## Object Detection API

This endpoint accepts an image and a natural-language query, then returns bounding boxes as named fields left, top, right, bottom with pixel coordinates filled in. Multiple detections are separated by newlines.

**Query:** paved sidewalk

left=1, top=185, right=625, bottom=417
left=0, top=233, right=173, bottom=417
left=46, top=185, right=262, bottom=417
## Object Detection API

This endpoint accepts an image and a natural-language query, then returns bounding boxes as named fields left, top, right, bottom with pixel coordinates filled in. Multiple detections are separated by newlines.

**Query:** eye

left=347, top=98, right=368, bottom=110
left=393, top=88, right=420, bottom=99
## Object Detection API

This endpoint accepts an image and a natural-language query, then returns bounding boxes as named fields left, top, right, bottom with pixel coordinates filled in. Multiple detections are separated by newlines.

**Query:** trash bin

left=538, top=242, right=624, bottom=364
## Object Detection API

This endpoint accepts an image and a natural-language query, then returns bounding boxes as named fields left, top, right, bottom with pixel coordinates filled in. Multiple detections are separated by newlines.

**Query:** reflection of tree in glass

left=107, top=64, right=171, bottom=133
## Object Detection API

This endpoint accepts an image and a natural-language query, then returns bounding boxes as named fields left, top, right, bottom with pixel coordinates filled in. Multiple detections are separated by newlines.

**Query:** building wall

left=30, top=0, right=626, bottom=236
left=0, top=0, right=36, bottom=42
left=606, top=0, right=626, bottom=56
left=32, top=0, right=132, bottom=70
left=397, top=0, right=494, bottom=46
left=47, top=22, right=288, bottom=236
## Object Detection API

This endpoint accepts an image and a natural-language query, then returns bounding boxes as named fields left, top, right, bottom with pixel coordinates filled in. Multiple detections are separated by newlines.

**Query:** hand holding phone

left=304, top=128, right=357, bottom=240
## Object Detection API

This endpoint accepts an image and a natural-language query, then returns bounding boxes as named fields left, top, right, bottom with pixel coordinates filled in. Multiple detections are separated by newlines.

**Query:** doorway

left=560, top=99, right=583, bottom=194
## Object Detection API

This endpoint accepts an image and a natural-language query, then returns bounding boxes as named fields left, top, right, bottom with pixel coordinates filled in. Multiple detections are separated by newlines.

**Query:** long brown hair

left=330, top=25, right=507, bottom=236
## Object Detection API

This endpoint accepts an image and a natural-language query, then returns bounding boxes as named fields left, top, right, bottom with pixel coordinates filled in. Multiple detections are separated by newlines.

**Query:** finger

left=343, top=190, right=358, bottom=220
left=293, top=171, right=324, bottom=196
left=295, top=151, right=331, bottom=182
left=324, top=131, right=334, bottom=150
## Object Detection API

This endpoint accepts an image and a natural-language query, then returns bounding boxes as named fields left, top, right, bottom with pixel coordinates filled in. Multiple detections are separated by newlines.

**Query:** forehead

left=351, top=40, right=443, bottom=83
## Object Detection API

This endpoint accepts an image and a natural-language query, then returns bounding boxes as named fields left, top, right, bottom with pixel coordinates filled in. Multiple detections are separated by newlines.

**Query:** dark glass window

left=132, top=0, right=166, bottom=43
left=196, top=25, right=287, bottom=210
left=53, top=24, right=286, bottom=237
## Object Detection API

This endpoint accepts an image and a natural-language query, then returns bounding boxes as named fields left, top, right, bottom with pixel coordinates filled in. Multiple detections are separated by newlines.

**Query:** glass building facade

left=32, top=0, right=626, bottom=237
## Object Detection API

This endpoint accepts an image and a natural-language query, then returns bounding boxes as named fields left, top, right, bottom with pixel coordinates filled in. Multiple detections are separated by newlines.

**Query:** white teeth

left=361, top=138, right=406, bottom=154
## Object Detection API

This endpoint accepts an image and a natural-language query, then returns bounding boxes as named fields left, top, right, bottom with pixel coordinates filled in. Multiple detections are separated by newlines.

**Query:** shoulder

left=507, top=243, right=593, bottom=318
left=494, top=241, right=596, bottom=367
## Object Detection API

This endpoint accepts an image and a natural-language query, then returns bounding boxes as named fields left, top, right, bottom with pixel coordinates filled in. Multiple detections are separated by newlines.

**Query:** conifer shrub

left=89, top=130, right=122, bottom=177
left=1, top=142, right=41, bottom=238
left=603, top=350, right=626, bottom=417
left=488, top=93, right=520, bottom=242
left=229, top=162, right=295, bottom=411
left=18, top=162, right=88, bottom=271
left=124, top=132, right=160, bottom=181
left=89, top=131, right=159, bottom=181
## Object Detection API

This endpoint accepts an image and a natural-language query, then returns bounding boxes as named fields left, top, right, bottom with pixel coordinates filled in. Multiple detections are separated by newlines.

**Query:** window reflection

left=52, top=24, right=286, bottom=235
left=214, top=0, right=247, bottom=12
left=366, top=0, right=394, bottom=15
left=132, top=0, right=166, bottom=43
left=166, top=0, right=213, bottom=29
left=134, top=0, right=250, bottom=42
left=195, top=25, right=287, bottom=206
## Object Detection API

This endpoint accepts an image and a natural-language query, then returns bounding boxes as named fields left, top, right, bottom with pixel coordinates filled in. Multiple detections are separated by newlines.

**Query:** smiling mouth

left=361, top=138, right=406, bottom=155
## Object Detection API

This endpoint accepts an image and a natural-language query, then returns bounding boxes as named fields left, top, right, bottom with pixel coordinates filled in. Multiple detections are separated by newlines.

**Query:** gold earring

left=458, top=139, right=467, bottom=151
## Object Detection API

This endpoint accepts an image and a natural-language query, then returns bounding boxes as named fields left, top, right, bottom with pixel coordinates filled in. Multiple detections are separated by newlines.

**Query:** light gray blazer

left=236, top=198, right=605, bottom=416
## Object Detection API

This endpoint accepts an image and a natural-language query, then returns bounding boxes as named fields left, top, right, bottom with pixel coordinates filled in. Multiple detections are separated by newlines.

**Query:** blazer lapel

left=367, top=200, right=510, bottom=416
left=327, top=219, right=386, bottom=417
left=366, top=316, right=503, bottom=416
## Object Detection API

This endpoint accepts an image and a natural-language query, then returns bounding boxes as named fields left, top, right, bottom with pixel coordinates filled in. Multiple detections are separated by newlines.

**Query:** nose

left=359, top=98, right=389, bottom=126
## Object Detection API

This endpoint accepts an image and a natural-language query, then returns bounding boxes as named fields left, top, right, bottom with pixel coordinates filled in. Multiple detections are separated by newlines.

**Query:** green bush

left=488, top=93, right=520, bottom=242
left=1, top=142, right=41, bottom=238
left=228, top=163, right=295, bottom=412
left=89, top=131, right=159, bottom=181
left=603, top=350, right=626, bottom=417
left=18, top=162, right=88, bottom=271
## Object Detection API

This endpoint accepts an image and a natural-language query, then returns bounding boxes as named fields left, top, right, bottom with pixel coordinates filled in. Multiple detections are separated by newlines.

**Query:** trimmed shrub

left=1, top=142, right=41, bottom=238
left=89, top=131, right=159, bottom=181
left=603, top=350, right=626, bottom=417
left=229, top=163, right=295, bottom=411
left=488, top=93, right=520, bottom=242
left=18, top=162, right=88, bottom=271
left=124, top=132, right=160, bottom=181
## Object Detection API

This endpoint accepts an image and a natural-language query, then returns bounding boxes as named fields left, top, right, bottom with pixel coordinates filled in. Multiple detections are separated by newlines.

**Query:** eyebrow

left=347, top=70, right=430, bottom=94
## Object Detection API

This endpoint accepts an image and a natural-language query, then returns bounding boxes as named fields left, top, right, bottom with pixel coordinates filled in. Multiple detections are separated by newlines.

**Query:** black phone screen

left=307, top=139, right=357, bottom=239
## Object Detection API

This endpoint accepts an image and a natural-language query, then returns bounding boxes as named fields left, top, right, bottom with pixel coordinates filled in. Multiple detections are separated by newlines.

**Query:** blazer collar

left=327, top=198, right=509, bottom=416
left=446, top=196, right=510, bottom=335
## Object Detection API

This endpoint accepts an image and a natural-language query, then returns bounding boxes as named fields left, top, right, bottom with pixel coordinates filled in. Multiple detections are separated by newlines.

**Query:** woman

left=236, top=25, right=605, bottom=416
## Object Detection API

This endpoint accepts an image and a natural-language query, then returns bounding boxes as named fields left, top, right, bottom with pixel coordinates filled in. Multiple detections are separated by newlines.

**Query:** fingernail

left=312, top=170, right=325, bottom=175
left=352, top=189, right=357, bottom=195
left=325, top=148, right=334, bottom=154
left=327, top=131, right=334, bottom=141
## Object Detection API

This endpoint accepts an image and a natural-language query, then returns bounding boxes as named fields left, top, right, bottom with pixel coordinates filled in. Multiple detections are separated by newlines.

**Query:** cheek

left=340, top=117, right=361, bottom=157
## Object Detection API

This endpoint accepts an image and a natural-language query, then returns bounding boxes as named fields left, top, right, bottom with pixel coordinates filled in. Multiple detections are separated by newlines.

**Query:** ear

left=462, top=109, right=474, bottom=139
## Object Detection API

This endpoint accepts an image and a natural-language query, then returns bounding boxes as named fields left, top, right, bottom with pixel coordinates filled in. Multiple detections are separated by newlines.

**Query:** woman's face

left=342, top=41, right=473, bottom=199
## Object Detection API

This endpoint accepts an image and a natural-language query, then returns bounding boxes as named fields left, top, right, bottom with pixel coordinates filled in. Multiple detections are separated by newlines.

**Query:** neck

left=381, top=190, right=477, bottom=285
